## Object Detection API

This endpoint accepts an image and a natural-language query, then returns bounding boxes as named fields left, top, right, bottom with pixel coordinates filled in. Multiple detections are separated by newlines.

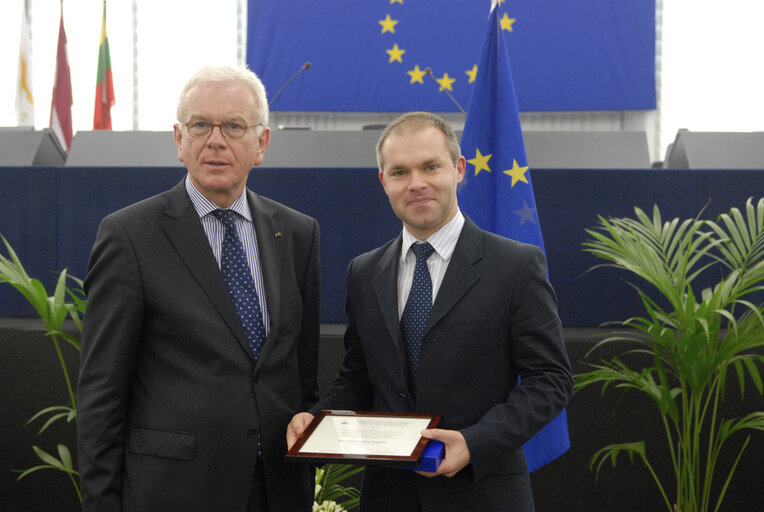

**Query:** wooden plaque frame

left=286, top=410, right=442, bottom=467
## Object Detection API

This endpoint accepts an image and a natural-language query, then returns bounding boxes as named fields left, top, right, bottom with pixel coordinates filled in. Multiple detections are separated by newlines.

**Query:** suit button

left=399, top=392, right=408, bottom=401
left=247, top=428, right=258, bottom=438
left=253, top=373, right=260, bottom=383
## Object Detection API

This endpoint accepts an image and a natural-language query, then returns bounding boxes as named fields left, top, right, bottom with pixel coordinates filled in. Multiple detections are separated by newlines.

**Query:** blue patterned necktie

left=400, top=242, right=435, bottom=398
left=211, top=209, right=266, bottom=360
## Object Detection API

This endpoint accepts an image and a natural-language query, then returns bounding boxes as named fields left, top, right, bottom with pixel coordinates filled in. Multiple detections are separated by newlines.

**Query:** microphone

left=268, top=61, right=312, bottom=108
left=425, top=67, right=467, bottom=117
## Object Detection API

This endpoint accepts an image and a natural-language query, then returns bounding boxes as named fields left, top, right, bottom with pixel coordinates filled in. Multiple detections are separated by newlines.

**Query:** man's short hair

left=375, top=112, right=461, bottom=171
left=176, top=65, right=269, bottom=129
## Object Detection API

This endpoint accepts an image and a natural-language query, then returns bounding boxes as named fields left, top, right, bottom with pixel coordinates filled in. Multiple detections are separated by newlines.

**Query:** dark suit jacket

left=77, top=180, right=320, bottom=511
left=313, top=217, right=572, bottom=512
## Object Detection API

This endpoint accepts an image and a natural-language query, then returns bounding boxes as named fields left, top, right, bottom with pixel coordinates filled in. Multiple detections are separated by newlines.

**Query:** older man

left=78, top=66, right=320, bottom=511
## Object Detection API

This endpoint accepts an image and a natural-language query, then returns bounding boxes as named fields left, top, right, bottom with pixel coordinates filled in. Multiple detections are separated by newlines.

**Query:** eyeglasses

left=181, top=120, right=262, bottom=140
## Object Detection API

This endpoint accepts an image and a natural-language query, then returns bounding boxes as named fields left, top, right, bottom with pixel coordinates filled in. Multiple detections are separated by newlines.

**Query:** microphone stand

left=425, top=68, right=467, bottom=117
left=268, top=62, right=312, bottom=108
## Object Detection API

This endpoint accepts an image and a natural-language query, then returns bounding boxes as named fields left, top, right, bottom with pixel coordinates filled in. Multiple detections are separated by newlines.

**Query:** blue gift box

left=402, top=440, right=444, bottom=472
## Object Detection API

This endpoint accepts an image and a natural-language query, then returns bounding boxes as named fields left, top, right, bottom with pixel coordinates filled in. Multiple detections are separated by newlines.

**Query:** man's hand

left=415, top=428, right=471, bottom=478
left=286, top=412, right=315, bottom=450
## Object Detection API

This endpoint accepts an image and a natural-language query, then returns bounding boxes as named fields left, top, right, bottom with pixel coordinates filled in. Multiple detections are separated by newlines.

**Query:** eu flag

left=247, top=0, right=655, bottom=112
left=458, top=4, right=570, bottom=473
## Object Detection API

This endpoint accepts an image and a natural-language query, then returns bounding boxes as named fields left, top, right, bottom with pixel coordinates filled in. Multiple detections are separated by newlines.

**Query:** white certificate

left=299, top=415, right=431, bottom=456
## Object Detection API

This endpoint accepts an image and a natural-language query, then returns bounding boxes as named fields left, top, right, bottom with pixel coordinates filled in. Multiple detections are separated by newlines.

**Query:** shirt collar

left=400, top=210, right=464, bottom=261
left=185, top=175, right=253, bottom=222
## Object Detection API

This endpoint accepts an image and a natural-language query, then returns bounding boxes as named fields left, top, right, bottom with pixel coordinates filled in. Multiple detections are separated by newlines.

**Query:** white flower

left=313, top=500, right=347, bottom=512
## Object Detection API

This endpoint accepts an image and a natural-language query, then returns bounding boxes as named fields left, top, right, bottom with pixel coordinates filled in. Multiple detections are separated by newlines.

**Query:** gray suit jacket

left=77, top=180, right=320, bottom=511
left=314, top=217, right=572, bottom=512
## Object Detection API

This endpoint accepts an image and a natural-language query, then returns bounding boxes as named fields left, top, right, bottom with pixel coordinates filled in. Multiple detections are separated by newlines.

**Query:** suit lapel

left=247, top=190, right=285, bottom=370
left=161, top=181, right=253, bottom=358
left=371, top=237, right=410, bottom=379
left=372, top=221, right=484, bottom=385
left=426, top=218, right=482, bottom=333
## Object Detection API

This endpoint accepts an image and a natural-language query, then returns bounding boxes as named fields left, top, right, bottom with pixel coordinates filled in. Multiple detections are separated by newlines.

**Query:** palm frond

left=578, top=198, right=764, bottom=512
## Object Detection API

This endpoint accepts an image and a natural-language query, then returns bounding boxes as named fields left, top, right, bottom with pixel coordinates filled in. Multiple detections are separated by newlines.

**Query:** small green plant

left=576, top=197, right=764, bottom=512
left=313, top=463, right=363, bottom=511
left=0, top=235, right=85, bottom=501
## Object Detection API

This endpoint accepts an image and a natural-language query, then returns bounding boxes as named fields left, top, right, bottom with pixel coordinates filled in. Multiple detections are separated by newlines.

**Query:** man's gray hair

left=176, top=65, right=269, bottom=128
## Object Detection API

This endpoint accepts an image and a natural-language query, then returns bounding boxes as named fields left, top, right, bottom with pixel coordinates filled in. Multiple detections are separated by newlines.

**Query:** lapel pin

left=274, top=232, right=282, bottom=238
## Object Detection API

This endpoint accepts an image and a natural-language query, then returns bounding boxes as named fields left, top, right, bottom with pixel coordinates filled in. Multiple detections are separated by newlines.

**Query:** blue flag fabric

left=458, top=5, right=570, bottom=473
left=247, top=0, right=655, bottom=112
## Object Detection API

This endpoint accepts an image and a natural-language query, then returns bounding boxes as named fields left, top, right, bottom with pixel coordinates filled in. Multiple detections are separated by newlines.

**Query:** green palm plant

left=576, top=197, right=764, bottom=512
left=0, top=235, right=85, bottom=501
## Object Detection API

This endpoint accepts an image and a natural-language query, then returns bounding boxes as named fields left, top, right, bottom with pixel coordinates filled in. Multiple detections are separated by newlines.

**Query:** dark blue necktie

left=400, top=242, right=435, bottom=397
left=211, top=209, right=266, bottom=360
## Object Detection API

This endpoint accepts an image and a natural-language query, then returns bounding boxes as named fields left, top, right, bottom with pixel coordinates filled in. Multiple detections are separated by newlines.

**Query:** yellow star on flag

left=504, top=159, right=530, bottom=187
left=390, top=0, right=403, bottom=4
left=465, top=64, right=478, bottom=84
left=379, top=14, right=398, bottom=34
left=386, top=44, right=406, bottom=63
left=497, top=0, right=506, bottom=5
left=467, top=148, right=492, bottom=176
left=435, top=72, right=456, bottom=91
left=500, top=13, right=516, bottom=32
left=407, top=65, right=426, bottom=84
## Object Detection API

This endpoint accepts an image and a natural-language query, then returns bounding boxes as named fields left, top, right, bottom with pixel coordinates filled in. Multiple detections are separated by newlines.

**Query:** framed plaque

left=286, top=410, right=443, bottom=469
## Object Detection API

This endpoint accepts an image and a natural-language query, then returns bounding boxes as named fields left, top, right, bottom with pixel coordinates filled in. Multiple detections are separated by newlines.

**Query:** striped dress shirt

left=185, top=176, right=270, bottom=334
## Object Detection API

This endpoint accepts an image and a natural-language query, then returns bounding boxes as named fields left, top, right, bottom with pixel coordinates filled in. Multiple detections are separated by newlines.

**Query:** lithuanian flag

left=94, top=0, right=115, bottom=130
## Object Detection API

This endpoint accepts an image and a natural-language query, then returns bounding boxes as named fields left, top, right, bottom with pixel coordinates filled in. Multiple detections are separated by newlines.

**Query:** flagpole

left=237, top=0, right=245, bottom=66
left=132, top=0, right=139, bottom=129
